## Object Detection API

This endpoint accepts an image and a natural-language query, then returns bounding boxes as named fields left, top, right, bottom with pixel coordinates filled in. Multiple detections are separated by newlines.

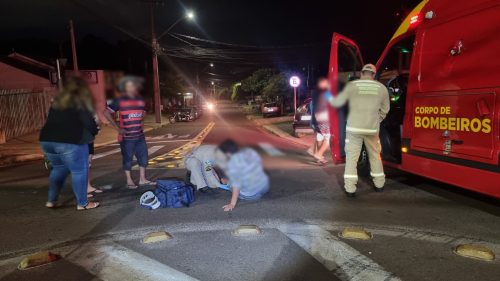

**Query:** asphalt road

left=0, top=102, right=499, bottom=281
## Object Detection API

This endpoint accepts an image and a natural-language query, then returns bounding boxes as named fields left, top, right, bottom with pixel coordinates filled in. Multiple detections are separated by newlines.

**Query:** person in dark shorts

left=106, top=76, right=155, bottom=189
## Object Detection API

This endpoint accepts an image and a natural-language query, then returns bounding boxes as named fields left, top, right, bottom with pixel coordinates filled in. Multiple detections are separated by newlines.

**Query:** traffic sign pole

left=289, top=76, right=301, bottom=116
left=293, top=87, right=297, bottom=115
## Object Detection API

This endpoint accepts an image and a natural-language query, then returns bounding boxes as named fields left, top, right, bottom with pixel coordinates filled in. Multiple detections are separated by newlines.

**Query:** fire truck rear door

left=410, top=5, right=499, bottom=164
left=328, top=33, right=363, bottom=164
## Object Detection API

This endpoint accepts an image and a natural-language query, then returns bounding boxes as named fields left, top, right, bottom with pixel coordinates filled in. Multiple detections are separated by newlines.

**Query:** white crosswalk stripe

left=146, top=133, right=191, bottom=140
left=279, top=223, right=401, bottom=281
left=93, top=148, right=121, bottom=160
left=93, top=146, right=164, bottom=160
left=66, top=242, right=200, bottom=281
left=258, top=142, right=285, bottom=156
left=147, top=145, right=164, bottom=155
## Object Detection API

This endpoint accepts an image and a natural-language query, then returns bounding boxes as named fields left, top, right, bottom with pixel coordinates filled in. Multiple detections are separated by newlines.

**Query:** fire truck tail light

left=401, top=147, right=408, bottom=153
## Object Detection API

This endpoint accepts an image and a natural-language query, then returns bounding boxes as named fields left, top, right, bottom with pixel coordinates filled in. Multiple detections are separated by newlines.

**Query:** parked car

left=293, top=98, right=314, bottom=137
left=261, top=102, right=281, bottom=118
left=176, top=108, right=196, bottom=122
left=193, top=106, right=202, bottom=119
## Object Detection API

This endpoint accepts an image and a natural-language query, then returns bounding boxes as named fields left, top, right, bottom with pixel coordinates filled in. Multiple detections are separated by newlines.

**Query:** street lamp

left=210, top=63, right=214, bottom=67
left=211, top=81, right=215, bottom=98
left=158, top=11, right=195, bottom=40
left=149, top=9, right=195, bottom=123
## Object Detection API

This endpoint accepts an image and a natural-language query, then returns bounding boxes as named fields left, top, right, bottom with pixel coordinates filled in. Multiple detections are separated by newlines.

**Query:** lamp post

left=146, top=2, right=195, bottom=123
left=196, top=63, right=214, bottom=97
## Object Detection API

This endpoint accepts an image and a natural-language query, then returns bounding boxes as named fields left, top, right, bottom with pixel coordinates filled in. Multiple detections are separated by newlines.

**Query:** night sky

left=0, top=0, right=421, bottom=86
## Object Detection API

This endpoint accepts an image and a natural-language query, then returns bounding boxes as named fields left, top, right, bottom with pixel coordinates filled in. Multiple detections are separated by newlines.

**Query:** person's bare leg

left=125, top=170, right=135, bottom=186
left=314, top=139, right=329, bottom=160
left=139, top=167, right=151, bottom=185
left=87, top=155, right=97, bottom=193
left=307, top=141, right=318, bottom=156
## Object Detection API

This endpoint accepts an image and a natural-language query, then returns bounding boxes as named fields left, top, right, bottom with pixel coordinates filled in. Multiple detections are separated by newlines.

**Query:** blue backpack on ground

left=154, top=179, right=196, bottom=208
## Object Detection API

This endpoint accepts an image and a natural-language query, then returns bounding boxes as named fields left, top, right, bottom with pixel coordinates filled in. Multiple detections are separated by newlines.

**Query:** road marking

left=109, top=140, right=190, bottom=145
left=148, top=145, right=164, bottom=155
left=66, top=242, right=200, bottom=281
left=144, top=122, right=215, bottom=170
left=146, top=133, right=191, bottom=140
left=279, top=223, right=400, bottom=281
left=93, top=148, right=121, bottom=160
left=258, top=142, right=285, bottom=156
left=2, top=220, right=500, bottom=281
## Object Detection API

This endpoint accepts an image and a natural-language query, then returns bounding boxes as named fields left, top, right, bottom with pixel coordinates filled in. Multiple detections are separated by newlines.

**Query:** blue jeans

left=239, top=186, right=269, bottom=201
left=41, top=142, right=89, bottom=206
left=120, top=137, right=148, bottom=171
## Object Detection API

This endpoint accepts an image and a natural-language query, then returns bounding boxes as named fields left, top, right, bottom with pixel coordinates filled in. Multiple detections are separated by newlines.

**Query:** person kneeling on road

left=217, top=139, right=270, bottom=212
left=184, top=143, right=228, bottom=193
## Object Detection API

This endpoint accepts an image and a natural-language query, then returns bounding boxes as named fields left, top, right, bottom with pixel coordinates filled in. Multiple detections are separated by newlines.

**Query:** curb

left=0, top=153, right=45, bottom=168
left=0, top=122, right=170, bottom=168
left=261, top=124, right=310, bottom=147
left=246, top=115, right=294, bottom=126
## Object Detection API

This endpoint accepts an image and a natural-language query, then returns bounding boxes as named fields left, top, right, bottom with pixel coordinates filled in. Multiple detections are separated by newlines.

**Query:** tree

left=161, top=73, right=188, bottom=97
left=231, top=82, right=242, bottom=101
left=240, top=68, right=274, bottom=98
left=262, top=72, right=290, bottom=100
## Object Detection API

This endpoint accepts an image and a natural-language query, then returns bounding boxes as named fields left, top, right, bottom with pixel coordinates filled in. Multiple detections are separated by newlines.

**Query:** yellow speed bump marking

left=18, top=251, right=61, bottom=270
left=143, top=231, right=173, bottom=244
left=339, top=227, right=373, bottom=240
left=233, top=225, right=262, bottom=236
left=454, top=244, right=495, bottom=261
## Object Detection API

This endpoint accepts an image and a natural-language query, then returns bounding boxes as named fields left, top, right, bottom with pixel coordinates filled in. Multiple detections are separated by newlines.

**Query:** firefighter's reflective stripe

left=352, top=80, right=382, bottom=85
left=346, top=126, right=378, bottom=134
left=370, top=172, right=385, bottom=177
left=344, top=174, right=359, bottom=179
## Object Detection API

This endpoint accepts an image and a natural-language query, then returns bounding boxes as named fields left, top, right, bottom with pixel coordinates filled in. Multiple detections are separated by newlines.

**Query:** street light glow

left=210, top=63, right=214, bottom=67
left=186, top=11, right=195, bottom=20
left=211, top=81, right=215, bottom=85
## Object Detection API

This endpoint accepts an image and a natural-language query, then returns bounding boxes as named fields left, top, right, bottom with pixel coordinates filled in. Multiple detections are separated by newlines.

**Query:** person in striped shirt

left=107, top=76, right=155, bottom=189
left=217, top=140, right=270, bottom=212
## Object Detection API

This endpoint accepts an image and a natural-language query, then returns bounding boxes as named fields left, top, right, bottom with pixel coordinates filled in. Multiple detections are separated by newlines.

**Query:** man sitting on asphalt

left=217, top=139, right=270, bottom=212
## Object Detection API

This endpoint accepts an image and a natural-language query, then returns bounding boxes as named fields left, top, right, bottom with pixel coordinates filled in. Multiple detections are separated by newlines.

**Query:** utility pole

left=150, top=2, right=162, bottom=123
left=69, top=20, right=79, bottom=73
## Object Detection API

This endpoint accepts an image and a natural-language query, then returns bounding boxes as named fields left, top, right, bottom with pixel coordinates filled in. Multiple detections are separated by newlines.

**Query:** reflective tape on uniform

left=344, top=174, right=358, bottom=179
left=352, top=80, right=382, bottom=86
left=370, top=172, right=385, bottom=178
left=345, top=139, right=350, bottom=143
left=346, top=126, right=378, bottom=134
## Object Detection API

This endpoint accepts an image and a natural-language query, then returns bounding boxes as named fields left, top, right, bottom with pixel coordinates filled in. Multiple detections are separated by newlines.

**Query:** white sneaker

left=45, top=202, right=57, bottom=208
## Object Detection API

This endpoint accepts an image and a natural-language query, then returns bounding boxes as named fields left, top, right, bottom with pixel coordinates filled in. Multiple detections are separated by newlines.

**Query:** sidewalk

left=246, top=114, right=314, bottom=147
left=0, top=114, right=169, bottom=167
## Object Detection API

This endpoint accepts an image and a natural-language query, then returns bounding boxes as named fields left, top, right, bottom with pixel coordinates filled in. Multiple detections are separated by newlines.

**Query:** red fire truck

left=328, top=0, right=500, bottom=198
